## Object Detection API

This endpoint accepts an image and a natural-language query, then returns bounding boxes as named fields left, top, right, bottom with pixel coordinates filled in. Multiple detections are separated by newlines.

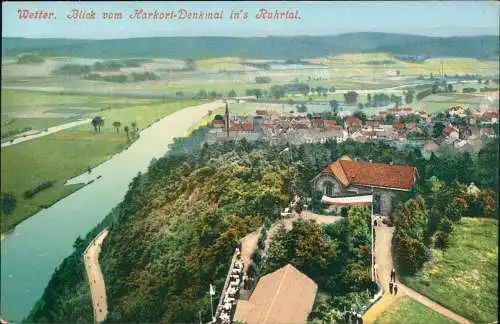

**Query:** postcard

left=1, top=1, right=498, bottom=323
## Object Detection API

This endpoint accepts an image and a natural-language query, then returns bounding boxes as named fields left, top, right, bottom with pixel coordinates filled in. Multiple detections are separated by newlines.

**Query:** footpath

left=83, top=229, right=109, bottom=323
left=363, top=223, right=471, bottom=324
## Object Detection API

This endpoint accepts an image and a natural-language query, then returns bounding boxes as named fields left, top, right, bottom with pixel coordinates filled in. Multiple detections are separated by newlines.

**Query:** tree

left=91, top=116, right=104, bottom=133
left=344, top=91, right=359, bottom=105
left=447, top=83, right=453, bottom=93
left=196, top=90, right=208, bottom=99
left=124, top=125, right=130, bottom=139
left=357, top=103, right=364, bottom=110
left=112, top=121, right=122, bottom=133
left=270, top=85, right=285, bottom=99
left=432, top=122, right=445, bottom=137
left=329, top=100, right=339, bottom=113
left=367, top=94, right=372, bottom=103
left=131, top=122, right=137, bottom=131
left=405, top=91, right=414, bottom=104
left=0, top=192, right=16, bottom=214
left=353, top=111, right=367, bottom=122
left=228, top=89, right=237, bottom=97
left=396, top=70, right=400, bottom=76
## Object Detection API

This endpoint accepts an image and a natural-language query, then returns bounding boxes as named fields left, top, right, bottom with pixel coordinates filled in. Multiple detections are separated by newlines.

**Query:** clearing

left=402, top=217, right=498, bottom=323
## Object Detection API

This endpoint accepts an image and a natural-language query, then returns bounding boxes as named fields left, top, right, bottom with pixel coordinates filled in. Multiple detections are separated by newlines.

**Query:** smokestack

left=225, top=102, right=230, bottom=138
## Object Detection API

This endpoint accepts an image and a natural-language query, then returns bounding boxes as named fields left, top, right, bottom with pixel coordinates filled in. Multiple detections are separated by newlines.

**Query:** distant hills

left=2, top=32, right=499, bottom=60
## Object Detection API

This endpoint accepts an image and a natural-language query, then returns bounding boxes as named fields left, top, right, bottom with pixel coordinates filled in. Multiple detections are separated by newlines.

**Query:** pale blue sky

left=2, top=1, right=499, bottom=39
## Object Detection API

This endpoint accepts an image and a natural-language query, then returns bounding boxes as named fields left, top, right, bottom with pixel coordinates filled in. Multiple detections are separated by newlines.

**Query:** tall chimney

left=225, top=102, right=230, bottom=137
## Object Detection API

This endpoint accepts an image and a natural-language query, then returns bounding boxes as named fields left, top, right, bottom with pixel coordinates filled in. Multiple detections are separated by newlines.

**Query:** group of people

left=373, top=216, right=384, bottom=227
left=388, top=268, right=398, bottom=295
left=218, top=248, right=244, bottom=324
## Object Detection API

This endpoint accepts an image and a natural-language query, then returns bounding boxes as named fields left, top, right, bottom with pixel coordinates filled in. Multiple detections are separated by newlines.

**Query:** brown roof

left=443, top=126, right=458, bottom=135
left=230, top=122, right=253, bottom=132
left=234, top=264, right=317, bottom=324
left=212, top=119, right=226, bottom=126
left=325, top=157, right=416, bottom=190
left=256, top=110, right=270, bottom=116
left=346, top=117, right=362, bottom=126
left=325, top=120, right=342, bottom=129
left=482, top=110, right=499, bottom=119
left=393, top=122, right=405, bottom=130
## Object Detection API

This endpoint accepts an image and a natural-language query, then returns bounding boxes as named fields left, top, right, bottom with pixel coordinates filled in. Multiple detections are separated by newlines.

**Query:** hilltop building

left=312, top=156, right=417, bottom=216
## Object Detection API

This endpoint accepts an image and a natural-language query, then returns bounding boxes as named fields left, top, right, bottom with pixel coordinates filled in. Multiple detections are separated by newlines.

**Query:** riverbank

left=1, top=100, right=225, bottom=321
left=1, top=100, right=202, bottom=234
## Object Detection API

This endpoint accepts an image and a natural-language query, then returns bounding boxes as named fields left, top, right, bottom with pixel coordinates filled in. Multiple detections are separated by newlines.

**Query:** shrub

left=434, top=230, right=449, bottom=250
left=257, top=235, right=266, bottom=250
left=0, top=192, right=17, bottom=214
left=393, top=234, right=430, bottom=275
left=251, top=250, right=262, bottom=266
left=23, top=181, right=54, bottom=199
left=341, top=207, right=349, bottom=217
left=263, top=218, right=272, bottom=230
left=247, top=262, right=260, bottom=278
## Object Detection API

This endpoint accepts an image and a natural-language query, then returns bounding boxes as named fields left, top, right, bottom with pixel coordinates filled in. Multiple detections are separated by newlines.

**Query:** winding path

left=83, top=229, right=109, bottom=323
left=363, top=222, right=471, bottom=324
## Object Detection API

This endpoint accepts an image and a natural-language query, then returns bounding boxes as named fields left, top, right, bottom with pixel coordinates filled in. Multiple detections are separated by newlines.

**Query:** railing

left=213, top=251, right=239, bottom=322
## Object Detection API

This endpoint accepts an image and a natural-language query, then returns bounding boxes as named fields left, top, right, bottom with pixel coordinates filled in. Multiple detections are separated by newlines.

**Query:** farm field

left=373, top=297, right=455, bottom=324
left=0, top=98, right=202, bottom=233
left=402, top=218, right=498, bottom=323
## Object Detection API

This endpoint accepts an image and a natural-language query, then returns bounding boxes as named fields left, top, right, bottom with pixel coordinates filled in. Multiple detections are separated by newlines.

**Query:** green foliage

left=0, top=192, right=16, bottom=214
left=17, top=53, right=44, bottom=64
left=432, top=122, right=445, bottom=137
left=433, top=230, right=449, bottom=250
left=23, top=180, right=54, bottom=199
left=255, top=76, right=271, bottom=84
left=344, top=91, right=359, bottom=104
left=4, top=34, right=499, bottom=59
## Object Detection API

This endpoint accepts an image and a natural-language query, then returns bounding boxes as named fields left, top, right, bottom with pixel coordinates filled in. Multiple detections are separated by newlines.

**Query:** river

left=0, top=100, right=224, bottom=321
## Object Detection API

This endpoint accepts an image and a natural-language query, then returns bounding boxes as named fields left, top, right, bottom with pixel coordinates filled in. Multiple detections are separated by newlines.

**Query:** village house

left=311, top=155, right=417, bottom=216
left=448, top=105, right=465, bottom=117
left=480, top=127, right=496, bottom=138
left=481, top=110, right=499, bottom=124
left=440, top=125, right=460, bottom=144
left=345, top=117, right=363, bottom=134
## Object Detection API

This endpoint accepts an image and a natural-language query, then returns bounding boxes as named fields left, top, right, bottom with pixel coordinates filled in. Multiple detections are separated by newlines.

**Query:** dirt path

left=83, top=229, right=109, bottom=323
left=1, top=119, right=91, bottom=148
left=363, top=222, right=471, bottom=324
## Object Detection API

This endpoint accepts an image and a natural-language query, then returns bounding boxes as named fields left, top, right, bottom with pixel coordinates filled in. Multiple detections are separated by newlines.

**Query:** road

left=83, top=229, right=109, bottom=323
left=1, top=119, right=91, bottom=148
left=363, top=222, right=471, bottom=324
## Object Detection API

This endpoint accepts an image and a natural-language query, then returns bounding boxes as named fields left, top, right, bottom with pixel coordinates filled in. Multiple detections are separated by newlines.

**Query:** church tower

left=224, top=102, right=230, bottom=137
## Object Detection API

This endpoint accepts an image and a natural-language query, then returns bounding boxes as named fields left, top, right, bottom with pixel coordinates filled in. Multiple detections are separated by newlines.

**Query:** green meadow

left=374, top=297, right=455, bottom=324
left=402, top=218, right=498, bottom=323
left=0, top=96, right=202, bottom=233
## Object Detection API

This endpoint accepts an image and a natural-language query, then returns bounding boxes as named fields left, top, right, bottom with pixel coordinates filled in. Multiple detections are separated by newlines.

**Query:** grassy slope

left=402, top=218, right=498, bottom=323
left=374, top=297, right=455, bottom=324
left=0, top=99, right=202, bottom=233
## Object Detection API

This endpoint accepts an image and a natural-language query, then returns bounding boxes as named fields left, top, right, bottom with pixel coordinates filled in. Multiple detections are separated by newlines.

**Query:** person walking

left=389, top=281, right=393, bottom=294
left=390, top=268, right=396, bottom=282
left=394, top=283, right=398, bottom=295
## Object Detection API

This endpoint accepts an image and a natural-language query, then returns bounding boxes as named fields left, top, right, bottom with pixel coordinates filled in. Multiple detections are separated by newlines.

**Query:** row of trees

left=392, top=178, right=496, bottom=276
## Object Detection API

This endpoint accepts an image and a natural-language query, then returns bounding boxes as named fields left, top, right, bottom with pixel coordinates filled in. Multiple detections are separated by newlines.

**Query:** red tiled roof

left=324, top=120, right=341, bottom=129
left=402, top=107, right=413, bottom=112
left=346, top=117, right=362, bottom=126
left=230, top=122, right=253, bottom=132
left=482, top=110, right=499, bottom=119
left=393, top=122, right=405, bottom=129
left=212, top=119, right=226, bottom=127
left=443, top=126, right=458, bottom=135
left=325, top=157, right=416, bottom=190
left=256, top=110, right=269, bottom=116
